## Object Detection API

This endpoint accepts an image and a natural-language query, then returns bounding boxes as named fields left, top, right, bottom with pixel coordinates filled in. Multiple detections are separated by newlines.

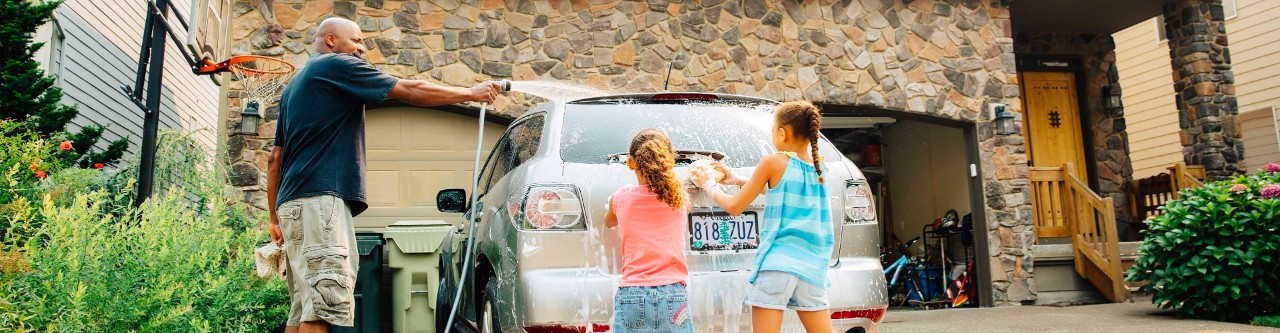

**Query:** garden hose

left=444, top=80, right=510, bottom=333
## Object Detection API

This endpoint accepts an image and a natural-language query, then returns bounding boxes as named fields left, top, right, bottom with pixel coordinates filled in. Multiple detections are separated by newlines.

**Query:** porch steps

left=1031, top=241, right=1143, bottom=305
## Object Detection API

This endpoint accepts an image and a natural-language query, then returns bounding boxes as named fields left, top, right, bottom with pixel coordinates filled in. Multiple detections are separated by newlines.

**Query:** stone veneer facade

left=1162, top=0, right=1243, bottom=180
left=1013, top=33, right=1136, bottom=239
left=226, top=0, right=1037, bottom=305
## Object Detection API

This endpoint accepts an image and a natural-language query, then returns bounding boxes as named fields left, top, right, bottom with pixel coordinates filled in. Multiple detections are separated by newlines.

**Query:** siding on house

left=1240, top=107, right=1280, bottom=171
left=1116, top=0, right=1280, bottom=177
left=39, top=0, right=222, bottom=154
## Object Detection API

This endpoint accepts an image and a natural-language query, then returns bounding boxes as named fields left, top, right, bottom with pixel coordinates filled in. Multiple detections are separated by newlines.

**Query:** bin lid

left=383, top=220, right=452, bottom=254
left=354, top=230, right=384, bottom=255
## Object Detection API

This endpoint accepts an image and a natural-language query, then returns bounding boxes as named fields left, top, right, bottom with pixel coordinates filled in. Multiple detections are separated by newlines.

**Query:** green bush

left=1, top=130, right=288, bottom=332
left=1126, top=165, right=1280, bottom=322
left=1255, top=316, right=1280, bottom=328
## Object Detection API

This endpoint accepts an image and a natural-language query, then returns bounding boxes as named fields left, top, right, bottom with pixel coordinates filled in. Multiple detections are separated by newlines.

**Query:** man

left=266, top=17, right=501, bottom=333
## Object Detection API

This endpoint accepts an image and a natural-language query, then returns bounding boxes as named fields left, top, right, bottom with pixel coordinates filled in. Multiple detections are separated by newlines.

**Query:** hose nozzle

left=493, top=79, right=511, bottom=92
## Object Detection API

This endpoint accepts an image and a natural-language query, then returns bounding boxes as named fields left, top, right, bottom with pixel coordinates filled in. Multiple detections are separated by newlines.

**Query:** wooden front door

left=1022, top=71, right=1089, bottom=238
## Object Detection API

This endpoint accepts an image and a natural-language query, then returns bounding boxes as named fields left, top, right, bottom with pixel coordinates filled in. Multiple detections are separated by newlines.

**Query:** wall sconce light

left=993, top=104, right=1016, bottom=135
left=1104, top=85, right=1123, bottom=110
left=239, top=100, right=262, bottom=136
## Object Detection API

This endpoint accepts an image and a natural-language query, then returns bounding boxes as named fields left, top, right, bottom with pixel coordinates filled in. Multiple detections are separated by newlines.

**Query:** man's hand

left=469, top=81, right=502, bottom=104
left=269, top=215, right=283, bottom=246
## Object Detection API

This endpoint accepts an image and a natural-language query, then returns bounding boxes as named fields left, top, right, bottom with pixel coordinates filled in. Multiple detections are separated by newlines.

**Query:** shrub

left=1255, top=316, right=1280, bottom=328
left=1127, top=164, right=1280, bottom=322
left=1, top=130, right=288, bottom=332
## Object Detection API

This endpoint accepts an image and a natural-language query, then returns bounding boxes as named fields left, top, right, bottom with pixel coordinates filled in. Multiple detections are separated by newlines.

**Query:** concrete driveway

left=879, top=297, right=1278, bottom=333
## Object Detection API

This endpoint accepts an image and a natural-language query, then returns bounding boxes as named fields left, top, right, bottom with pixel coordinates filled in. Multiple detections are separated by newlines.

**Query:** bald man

left=266, top=17, right=501, bottom=333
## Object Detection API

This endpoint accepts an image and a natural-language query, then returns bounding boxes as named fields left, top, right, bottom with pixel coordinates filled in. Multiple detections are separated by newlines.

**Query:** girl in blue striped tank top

left=692, top=100, right=834, bottom=333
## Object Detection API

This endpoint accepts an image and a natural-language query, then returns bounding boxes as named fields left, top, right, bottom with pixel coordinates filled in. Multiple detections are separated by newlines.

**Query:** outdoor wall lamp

left=239, top=100, right=262, bottom=136
left=993, top=104, right=1016, bottom=135
left=1104, top=85, right=1123, bottom=110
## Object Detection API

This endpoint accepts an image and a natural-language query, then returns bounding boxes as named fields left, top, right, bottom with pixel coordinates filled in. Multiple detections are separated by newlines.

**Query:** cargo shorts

left=278, top=195, right=358, bottom=327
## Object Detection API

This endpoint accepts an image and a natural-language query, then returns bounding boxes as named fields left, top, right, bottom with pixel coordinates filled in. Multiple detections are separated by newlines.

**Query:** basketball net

left=228, top=55, right=296, bottom=108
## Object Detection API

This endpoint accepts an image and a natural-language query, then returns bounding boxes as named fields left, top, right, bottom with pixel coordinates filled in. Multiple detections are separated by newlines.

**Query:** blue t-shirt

left=274, top=53, right=399, bottom=216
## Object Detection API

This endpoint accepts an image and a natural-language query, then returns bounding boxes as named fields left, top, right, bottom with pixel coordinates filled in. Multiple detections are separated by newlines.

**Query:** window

left=1154, top=16, right=1168, bottom=43
left=507, top=114, right=545, bottom=169
left=477, top=137, right=511, bottom=196
left=476, top=114, right=545, bottom=196
left=1223, top=0, right=1237, bottom=20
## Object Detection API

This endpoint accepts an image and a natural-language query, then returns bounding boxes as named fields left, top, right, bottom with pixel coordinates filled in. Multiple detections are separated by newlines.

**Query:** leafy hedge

left=1, top=130, right=287, bottom=332
left=1127, top=164, right=1280, bottom=322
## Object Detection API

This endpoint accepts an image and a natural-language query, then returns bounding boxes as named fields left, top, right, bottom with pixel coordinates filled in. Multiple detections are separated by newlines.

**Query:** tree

left=0, top=0, right=127, bottom=168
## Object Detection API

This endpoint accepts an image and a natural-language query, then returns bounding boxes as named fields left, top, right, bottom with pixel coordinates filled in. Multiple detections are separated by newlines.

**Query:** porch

left=1007, top=0, right=1237, bottom=304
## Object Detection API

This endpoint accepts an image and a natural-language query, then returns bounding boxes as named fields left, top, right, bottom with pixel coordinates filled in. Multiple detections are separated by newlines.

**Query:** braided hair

left=629, top=129, right=687, bottom=209
left=774, top=100, right=824, bottom=183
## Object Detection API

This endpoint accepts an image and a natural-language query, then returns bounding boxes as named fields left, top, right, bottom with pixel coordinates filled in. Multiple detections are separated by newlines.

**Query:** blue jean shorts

left=613, top=283, right=694, bottom=333
left=745, top=270, right=830, bottom=311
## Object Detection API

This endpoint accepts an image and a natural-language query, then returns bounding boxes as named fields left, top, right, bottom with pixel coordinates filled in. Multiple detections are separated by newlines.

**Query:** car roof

left=562, top=92, right=779, bottom=105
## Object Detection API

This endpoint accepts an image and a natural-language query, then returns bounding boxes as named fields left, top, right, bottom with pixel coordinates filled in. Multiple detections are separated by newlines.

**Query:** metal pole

left=134, top=0, right=169, bottom=206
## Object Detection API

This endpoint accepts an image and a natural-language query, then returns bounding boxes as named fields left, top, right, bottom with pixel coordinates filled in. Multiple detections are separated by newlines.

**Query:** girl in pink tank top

left=604, top=128, right=693, bottom=332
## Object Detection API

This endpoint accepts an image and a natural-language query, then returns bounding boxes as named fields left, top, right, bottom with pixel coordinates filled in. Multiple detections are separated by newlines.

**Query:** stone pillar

left=1164, top=0, right=1243, bottom=180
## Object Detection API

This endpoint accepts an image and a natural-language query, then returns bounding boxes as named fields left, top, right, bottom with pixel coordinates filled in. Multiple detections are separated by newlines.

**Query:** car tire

left=436, top=278, right=450, bottom=333
left=481, top=279, right=502, bottom=333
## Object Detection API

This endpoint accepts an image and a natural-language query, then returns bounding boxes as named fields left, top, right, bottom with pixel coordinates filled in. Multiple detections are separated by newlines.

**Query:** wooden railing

left=1030, top=166, right=1070, bottom=239
left=1169, top=162, right=1205, bottom=198
left=1029, top=163, right=1129, bottom=302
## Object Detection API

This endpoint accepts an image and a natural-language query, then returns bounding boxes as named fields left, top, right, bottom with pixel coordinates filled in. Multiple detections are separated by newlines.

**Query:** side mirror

left=437, top=189, right=468, bottom=213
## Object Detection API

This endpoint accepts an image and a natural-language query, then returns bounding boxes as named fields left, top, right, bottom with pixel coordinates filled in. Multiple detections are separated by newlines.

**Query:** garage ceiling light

left=822, top=117, right=897, bottom=129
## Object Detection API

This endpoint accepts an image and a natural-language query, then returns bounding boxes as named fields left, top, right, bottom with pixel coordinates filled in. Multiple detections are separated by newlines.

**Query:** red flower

left=93, top=163, right=104, bottom=169
left=1265, top=163, right=1280, bottom=173
left=59, top=140, right=73, bottom=151
left=35, top=171, right=46, bottom=179
left=29, top=161, right=38, bottom=172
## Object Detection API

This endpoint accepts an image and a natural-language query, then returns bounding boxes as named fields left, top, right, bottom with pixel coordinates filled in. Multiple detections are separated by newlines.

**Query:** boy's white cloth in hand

left=254, top=242, right=287, bottom=279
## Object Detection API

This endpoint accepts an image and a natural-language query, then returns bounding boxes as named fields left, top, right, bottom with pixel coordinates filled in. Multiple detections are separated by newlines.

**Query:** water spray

left=445, top=79, right=510, bottom=333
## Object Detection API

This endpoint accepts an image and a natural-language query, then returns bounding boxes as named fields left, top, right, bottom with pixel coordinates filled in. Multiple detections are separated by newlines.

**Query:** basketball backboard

left=187, top=0, right=230, bottom=81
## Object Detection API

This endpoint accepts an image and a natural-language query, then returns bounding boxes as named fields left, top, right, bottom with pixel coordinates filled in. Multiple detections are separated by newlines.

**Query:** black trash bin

left=332, top=231, right=385, bottom=333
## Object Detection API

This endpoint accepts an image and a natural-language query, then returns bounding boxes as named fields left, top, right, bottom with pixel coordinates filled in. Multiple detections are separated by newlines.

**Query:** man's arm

left=267, top=146, right=284, bottom=245
left=386, top=80, right=499, bottom=106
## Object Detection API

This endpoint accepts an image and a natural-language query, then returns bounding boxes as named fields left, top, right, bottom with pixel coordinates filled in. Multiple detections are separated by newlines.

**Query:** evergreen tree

left=0, top=0, right=127, bottom=168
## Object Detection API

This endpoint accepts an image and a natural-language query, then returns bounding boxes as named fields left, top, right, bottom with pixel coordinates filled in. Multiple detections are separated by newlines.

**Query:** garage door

left=358, top=106, right=506, bottom=229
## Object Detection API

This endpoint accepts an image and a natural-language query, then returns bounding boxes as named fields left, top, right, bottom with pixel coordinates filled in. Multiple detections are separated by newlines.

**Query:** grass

left=1254, top=316, right=1280, bottom=328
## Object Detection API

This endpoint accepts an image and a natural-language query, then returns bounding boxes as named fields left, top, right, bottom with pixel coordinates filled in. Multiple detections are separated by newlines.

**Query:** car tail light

left=831, top=308, right=886, bottom=323
left=843, top=179, right=876, bottom=225
left=508, top=184, right=586, bottom=230
left=651, top=93, right=719, bottom=101
left=524, top=324, right=610, bottom=333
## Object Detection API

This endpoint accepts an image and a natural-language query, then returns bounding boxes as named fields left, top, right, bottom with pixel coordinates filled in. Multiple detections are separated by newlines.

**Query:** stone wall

left=1163, top=0, right=1243, bottom=180
left=1013, top=33, right=1136, bottom=239
left=227, top=0, right=1035, bottom=305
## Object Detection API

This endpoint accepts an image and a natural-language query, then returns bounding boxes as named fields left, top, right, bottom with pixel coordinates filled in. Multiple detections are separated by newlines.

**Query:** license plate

left=688, top=212, right=759, bottom=251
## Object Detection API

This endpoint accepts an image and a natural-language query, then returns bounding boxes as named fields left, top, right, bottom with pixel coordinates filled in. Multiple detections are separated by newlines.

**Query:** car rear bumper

left=512, top=257, right=887, bottom=332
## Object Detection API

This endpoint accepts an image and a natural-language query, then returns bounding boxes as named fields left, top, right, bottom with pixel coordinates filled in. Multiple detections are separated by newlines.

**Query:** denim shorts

left=613, top=283, right=694, bottom=333
left=745, top=270, right=830, bottom=311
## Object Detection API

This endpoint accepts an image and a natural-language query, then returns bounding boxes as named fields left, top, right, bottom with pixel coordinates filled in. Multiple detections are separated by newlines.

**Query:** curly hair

left=774, top=100, right=824, bottom=183
left=629, top=128, right=687, bottom=209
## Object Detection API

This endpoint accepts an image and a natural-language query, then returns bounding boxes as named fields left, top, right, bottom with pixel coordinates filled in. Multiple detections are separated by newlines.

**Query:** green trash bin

left=384, top=220, right=452, bottom=333
left=332, top=231, right=385, bottom=333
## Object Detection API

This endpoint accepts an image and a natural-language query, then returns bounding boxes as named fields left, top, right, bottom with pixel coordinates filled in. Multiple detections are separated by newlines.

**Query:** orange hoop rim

left=197, top=55, right=296, bottom=76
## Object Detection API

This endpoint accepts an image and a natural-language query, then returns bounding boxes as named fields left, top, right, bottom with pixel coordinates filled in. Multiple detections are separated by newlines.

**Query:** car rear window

left=560, top=101, right=842, bottom=167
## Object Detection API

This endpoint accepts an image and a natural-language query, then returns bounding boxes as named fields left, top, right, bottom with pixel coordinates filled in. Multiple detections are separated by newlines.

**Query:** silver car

left=435, top=93, right=888, bottom=333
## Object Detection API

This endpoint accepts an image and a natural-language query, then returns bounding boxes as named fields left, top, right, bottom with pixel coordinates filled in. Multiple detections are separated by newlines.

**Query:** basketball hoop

left=216, top=55, right=296, bottom=135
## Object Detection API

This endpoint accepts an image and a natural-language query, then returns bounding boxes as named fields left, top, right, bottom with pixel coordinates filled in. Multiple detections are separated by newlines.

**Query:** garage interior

left=823, top=114, right=983, bottom=310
